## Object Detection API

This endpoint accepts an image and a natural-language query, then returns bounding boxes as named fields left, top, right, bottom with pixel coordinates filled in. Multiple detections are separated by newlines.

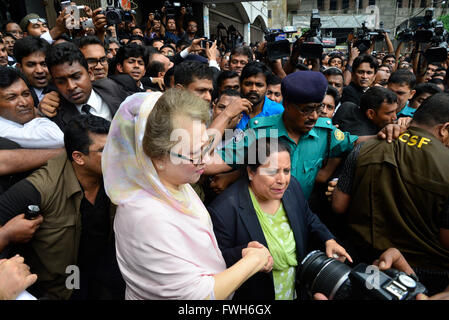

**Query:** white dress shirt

left=0, top=116, right=64, bottom=149
left=33, top=87, right=45, bottom=102
left=75, top=89, right=112, bottom=121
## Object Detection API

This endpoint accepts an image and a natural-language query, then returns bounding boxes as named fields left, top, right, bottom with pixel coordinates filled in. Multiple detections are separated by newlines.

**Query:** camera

left=164, top=1, right=181, bottom=19
left=354, top=21, right=389, bottom=54
left=262, top=27, right=292, bottom=61
left=299, top=250, right=427, bottom=300
left=200, top=39, right=213, bottom=48
left=297, top=9, right=336, bottom=59
left=102, top=0, right=135, bottom=25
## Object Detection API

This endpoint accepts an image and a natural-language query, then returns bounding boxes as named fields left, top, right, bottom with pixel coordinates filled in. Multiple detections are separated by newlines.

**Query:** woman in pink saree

left=102, top=89, right=272, bottom=300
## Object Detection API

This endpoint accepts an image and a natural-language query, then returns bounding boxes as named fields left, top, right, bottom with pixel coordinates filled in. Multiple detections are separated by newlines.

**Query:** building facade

left=1, top=0, right=269, bottom=45
left=284, top=0, right=446, bottom=37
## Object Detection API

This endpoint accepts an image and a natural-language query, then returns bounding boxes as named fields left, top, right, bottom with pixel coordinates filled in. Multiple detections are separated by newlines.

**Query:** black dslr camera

left=102, top=0, right=135, bottom=25
left=299, top=250, right=427, bottom=300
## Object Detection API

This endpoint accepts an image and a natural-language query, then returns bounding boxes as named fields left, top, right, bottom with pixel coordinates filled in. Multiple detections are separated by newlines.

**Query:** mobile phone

left=81, top=18, right=94, bottom=29
left=61, top=1, right=71, bottom=11
left=201, top=40, right=213, bottom=48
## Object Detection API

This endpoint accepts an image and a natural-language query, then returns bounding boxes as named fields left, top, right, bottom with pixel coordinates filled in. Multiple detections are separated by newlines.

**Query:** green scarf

left=249, top=188, right=298, bottom=271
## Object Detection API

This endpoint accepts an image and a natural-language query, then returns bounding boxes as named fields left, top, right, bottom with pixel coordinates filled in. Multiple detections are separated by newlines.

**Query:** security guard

left=220, top=71, right=358, bottom=199
left=333, top=92, right=449, bottom=294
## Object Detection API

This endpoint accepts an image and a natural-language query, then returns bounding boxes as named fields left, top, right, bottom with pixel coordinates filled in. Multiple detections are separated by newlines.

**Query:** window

left=330, top=0, right=337, bottom=10
left=317, top=0, right=324, bottom=10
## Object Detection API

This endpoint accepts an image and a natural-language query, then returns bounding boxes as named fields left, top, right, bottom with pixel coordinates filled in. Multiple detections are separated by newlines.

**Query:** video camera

left=299, top=250, right=427, bottom=300
left=354, top=21, right=390, bottom=54
left=101, top=0, right=136, bottom=25
left=163, top=1, right=193, bottom=19
left=263, top=26, right=295, bottom=61
left=397, top=8, right=448, bottom=62
left=297, top=9, right=336, bottom=59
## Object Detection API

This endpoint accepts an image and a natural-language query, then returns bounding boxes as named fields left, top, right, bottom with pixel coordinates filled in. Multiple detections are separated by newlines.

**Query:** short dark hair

left=176, top=39, right=190, bottom=50
left=267, top=73, right=282, bottom=86
left=174, top=61, right=214, bottom=86
left=2, top=21, right=19, bottom=33
left=244, top=138, right=291, bottom=176
left=240, top=61, right=272, bottom=84
left=64, top=114, right=110, bottom=161
left=217, top=70, right=239, bottom=88
left=328, top=55, right=343, bottom=65
left=13, top=36, right=50, bottom=64
left=410, top=83, right=442, bottom=102
left=115, top=43, right=147, bottom=67
left=352, top=54, right=379, bottom=73
left=388, top=69, right=416, bottom=89
left=75, top=35, right=103, bottom=49
left=148, top=59, right=165, bottom=77
left=326, top=85, right=340, bottom=106
left=413, top=92, right=449, bottom=127
left=217, top=88, right=241, bottom=100
left=3, top=32, right=17, bottom=40
left=0, top=66, right=27, bottom=89
left=163, top=66, right=174, bottom=88
left=46, top=42, right=88, bottom=72
left=382, top=54, right=396, bottom=63
left=428, top=78, right=447, bottom=89
left=323, top=67, right=344, bottom=78
left=360, top=86, right=397, bottom=114
left=230, top=46, right=253, bottom=62
left=160, top=44, right=175, bottom=52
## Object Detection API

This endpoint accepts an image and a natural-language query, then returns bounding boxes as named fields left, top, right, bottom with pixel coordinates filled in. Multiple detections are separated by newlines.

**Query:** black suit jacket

left=207, top=177, right=334, bottom=300
left=332, top=102, right=381, bottom=136
left=51, top=74, right=140, bottom=130
left=341, top=82, right=365, bottom=106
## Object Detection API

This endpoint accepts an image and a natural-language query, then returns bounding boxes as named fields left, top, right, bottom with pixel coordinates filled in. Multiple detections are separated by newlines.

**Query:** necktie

left=81, top=104, right=92, bottom=115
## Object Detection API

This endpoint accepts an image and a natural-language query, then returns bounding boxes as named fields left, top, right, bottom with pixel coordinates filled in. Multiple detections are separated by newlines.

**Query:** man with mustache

left=236, top=61, right=284, bottom=131
left=39, top=42, right=139, bottom=130
left=0, top=66, right=63, bottom=194
left=0, top=66, right=63, bottom=149
left=341, top=54, right=378, bottom=106
left=208, top=71, right=359, bottom=200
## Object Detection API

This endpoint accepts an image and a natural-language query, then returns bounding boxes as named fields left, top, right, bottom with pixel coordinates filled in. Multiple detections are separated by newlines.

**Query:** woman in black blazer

left=208, top=139, right=351, bottom=300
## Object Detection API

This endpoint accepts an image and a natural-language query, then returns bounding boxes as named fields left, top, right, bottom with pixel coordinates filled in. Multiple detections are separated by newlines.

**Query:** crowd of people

left=0, top=3, right=448, bottom=301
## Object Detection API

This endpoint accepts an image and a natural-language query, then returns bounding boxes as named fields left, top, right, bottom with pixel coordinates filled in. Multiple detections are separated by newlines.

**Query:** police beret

left=281, top=71, right=328, bottom=104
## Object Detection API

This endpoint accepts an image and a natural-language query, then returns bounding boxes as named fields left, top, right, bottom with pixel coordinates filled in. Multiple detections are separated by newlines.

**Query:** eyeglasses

left=86, top=57, right=108, bottom=66
left=169, top=135, right=215, bottom=166
left=29, top=18, right=47, bottom=25
left=297, top=103, right=325, bottom=116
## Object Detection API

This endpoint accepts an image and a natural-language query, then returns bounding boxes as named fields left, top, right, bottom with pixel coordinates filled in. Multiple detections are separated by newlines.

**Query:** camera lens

left=299, top=250, right=352, bottom=299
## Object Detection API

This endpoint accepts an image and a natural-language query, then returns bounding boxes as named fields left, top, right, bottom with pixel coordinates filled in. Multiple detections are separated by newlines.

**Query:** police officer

left=216, top=71, right=359, bottom=199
